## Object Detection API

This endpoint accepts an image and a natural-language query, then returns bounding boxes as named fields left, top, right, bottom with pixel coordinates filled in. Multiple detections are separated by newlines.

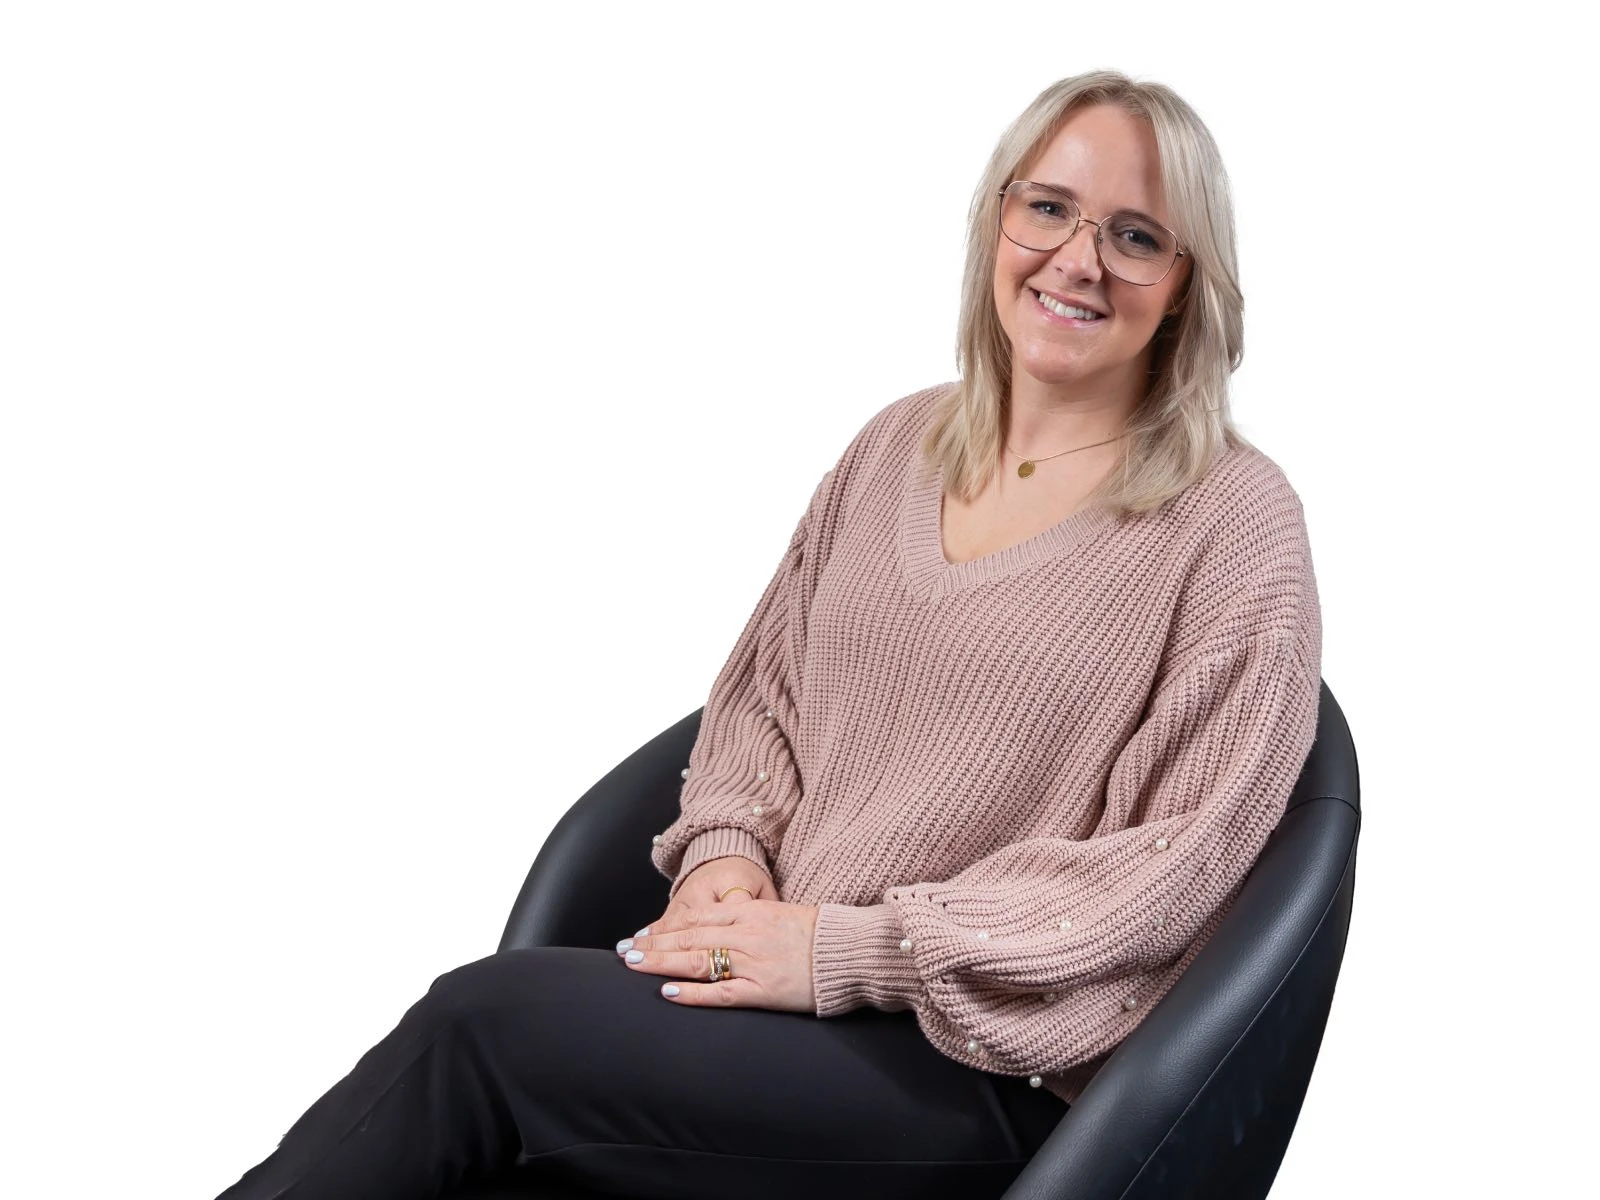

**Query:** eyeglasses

left=997, top=180, right=1186, bottom=286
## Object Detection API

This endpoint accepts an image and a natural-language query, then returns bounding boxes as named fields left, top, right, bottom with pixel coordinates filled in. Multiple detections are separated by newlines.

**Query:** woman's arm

left=650, top=465, right=836, bottom=901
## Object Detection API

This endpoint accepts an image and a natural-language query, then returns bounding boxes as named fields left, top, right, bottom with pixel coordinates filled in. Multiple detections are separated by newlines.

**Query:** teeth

left=1035, top=290, right=1103, bottom=320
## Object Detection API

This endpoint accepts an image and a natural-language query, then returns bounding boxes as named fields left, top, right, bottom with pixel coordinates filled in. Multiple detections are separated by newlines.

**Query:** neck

left=1005, top=369, right=1145, bottom=459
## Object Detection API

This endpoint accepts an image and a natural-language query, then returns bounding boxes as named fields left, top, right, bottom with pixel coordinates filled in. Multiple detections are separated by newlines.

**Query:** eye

left=1105, top=215, right=1172, bottom=258
left=1012, top=183, right=1075, bottom=224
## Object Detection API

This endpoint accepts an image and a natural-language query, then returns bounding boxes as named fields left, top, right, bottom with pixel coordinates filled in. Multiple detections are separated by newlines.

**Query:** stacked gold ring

left=707, top=947, right=733, bottom=981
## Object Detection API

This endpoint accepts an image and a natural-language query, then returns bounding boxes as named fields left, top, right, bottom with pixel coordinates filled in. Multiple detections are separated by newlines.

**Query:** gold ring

left=706, top=946, right=733, bottom=982
left=717, top=885, right=753, bottom=902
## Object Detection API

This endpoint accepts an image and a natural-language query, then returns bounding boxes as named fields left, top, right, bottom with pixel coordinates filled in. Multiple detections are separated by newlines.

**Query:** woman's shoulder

left=851, top=380, right=953, bottom=450
left=821, top=380, right=954, bottom=490
left=1161, top=434, right=1311, bottom=542
left=1134, top=436, right=1321, bottom=677
left=1125, top=435, right=1317, bottom=611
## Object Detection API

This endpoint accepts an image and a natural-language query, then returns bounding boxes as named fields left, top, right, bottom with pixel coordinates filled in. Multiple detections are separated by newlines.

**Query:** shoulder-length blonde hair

left=922, top=69, right=1250, bottom=517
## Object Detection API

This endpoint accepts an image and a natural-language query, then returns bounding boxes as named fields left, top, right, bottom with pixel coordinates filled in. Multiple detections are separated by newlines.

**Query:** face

left=993, top=104, right=1190, bottom=404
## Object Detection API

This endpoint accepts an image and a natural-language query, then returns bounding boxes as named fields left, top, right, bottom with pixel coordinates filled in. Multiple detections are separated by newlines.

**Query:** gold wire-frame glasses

left=997, top=180, right=1187, bottom=286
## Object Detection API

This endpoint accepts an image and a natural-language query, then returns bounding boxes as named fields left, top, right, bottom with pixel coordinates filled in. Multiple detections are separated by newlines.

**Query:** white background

left=2, top=3, right=1593, bottom=1196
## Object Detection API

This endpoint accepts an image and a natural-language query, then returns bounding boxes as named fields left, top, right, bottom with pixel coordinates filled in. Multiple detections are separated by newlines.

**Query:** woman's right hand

left=642, top=855, right=776, bottom=934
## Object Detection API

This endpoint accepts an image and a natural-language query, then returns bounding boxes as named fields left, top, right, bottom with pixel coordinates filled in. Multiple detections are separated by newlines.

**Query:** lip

left=1030, top=287, right=1108, bottom=327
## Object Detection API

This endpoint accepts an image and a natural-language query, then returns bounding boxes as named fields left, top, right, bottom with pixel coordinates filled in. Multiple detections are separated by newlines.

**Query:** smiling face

left=993, top=103, right=1190, bottom=406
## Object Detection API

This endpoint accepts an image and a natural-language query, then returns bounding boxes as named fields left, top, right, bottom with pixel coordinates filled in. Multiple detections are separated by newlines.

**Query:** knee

left=418, top=947, right=563, bottom=1027
left=419, top=951, right=513, bottom=1022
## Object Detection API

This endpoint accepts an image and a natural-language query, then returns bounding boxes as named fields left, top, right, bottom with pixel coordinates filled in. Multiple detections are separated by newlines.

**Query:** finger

left=619, top=904, right=742, bottom=963
left=659, top=977, right=761, bottom=1007
left=639, top=904, right=740, bottom=948
left=652, top=895, right=700, bottom=934
left=624, top=932, right=754, bottom=982
left=618, top=915, right=662, bottom=949
left=623, top=896, right=694, bottom=947
left=682, top=903, right=741, bottom=927
left=622, top=943, right=705, bottom=979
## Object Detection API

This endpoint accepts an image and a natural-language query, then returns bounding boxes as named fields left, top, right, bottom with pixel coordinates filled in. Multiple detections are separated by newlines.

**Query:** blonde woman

left=216, top=68, right=1321, bottom=1200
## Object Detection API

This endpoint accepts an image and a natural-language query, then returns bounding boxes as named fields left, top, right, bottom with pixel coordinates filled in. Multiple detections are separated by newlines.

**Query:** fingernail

left=615, top=939, right=634, bottom=953
left=625, top=950, right=644, bottom=964
left=662, top=984, right=679, bottom=997
left=635, top=926, right=651, bottom=937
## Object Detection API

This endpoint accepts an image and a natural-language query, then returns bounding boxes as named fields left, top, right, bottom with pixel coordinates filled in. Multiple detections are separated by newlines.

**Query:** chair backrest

left=494, top=680, right=1360, bottom=1200
left=499, top=708, right=702, bottom=955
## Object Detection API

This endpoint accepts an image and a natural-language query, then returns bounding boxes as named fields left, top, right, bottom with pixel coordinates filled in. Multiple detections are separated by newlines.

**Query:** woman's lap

left=217, top=945, right=1069, bottom=1200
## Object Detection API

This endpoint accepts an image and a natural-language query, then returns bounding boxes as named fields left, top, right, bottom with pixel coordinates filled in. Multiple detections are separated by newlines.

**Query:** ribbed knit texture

left=649, top=382, right=1323, bottom=1105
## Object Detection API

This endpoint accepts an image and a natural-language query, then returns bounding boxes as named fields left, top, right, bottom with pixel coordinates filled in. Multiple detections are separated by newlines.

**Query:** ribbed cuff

left=669, top=827, right=772, bottom=900
left=811, top=902, right=926, bottom=1017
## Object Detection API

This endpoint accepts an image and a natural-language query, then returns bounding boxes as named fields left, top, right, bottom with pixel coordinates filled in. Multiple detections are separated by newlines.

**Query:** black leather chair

left=451, top=680, right=1360, bottom=1200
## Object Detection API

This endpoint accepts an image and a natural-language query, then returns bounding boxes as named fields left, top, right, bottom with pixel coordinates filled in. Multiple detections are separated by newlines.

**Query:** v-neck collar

left=897, top=455, right=1116, bottom=600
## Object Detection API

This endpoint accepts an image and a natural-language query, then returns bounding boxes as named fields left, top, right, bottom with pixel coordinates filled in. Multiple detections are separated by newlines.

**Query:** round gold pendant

left=1017, top=460, right=1036, bottom=478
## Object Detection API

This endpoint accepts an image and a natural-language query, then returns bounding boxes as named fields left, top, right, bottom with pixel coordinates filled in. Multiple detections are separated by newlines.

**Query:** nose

left=1050, top=219, right=1103, bottom=283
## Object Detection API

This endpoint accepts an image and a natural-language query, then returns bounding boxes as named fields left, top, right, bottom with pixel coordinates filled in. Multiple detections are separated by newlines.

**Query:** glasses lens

left=1000, top=182, right=1179, bottom=285
left=999, top=182, right=1077, bottom=252
left=1099, top=213, right=1178, bottom=285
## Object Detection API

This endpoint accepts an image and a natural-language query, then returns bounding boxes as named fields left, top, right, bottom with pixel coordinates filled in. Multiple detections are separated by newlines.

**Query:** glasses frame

left=997, top=180, right=1187, bottom=287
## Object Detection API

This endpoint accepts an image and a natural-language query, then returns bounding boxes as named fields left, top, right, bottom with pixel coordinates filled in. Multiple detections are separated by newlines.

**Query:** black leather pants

left=212, top=945, right=1070, bottom=1200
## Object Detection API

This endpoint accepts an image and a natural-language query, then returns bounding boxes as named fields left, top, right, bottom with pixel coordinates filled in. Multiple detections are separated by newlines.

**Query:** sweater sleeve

left=810, top=481, right=1322, bottom=1077
left=650, top=466, right=836, bottom=902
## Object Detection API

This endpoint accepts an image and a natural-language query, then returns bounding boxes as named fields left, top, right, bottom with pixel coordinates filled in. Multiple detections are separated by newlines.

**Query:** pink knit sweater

left=649, top=382, right=1323, bottom=1105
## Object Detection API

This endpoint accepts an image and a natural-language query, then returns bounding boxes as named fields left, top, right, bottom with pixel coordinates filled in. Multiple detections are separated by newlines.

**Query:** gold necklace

left=1006, top=430, right=1129, bottom=478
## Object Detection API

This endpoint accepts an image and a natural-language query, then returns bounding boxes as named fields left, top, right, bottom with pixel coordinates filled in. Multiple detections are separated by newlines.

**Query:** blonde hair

left=923, top=69, right=1250, bottom=517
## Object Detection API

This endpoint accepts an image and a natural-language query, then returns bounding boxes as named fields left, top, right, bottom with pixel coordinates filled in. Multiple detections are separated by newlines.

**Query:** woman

left=215, top=69, right=1321, bottom=1200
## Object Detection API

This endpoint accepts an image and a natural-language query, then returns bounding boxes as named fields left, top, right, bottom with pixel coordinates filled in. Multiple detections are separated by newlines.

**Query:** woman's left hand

left=617, top=899, right=820, bottom=1012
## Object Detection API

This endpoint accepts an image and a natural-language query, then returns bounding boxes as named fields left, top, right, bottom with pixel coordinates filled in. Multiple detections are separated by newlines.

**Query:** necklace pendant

left=1017, top=460, right=1036, bottom=478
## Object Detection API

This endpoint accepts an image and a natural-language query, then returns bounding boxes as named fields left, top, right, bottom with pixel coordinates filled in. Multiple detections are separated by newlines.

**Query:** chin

left=1014, top=347, right=1101, bottom=385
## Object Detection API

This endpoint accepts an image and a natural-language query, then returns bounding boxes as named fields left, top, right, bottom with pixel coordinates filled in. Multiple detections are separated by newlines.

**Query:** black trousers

left=214, top=945, right=1070, bottom=1200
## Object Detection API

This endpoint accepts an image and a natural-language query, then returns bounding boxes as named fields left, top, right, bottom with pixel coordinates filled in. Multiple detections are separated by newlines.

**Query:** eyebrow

left=1027, top=181, right=1166, bottom=229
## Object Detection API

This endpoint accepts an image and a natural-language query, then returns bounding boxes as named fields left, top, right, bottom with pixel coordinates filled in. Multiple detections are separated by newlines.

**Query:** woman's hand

left=669, top=854, right=778, bottom=912
left=617, top=856, right=819, bottom=1011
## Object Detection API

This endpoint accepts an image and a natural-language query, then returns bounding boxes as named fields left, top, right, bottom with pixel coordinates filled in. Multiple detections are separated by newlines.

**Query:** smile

left=1032, top=289, right=1105, bottom=323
